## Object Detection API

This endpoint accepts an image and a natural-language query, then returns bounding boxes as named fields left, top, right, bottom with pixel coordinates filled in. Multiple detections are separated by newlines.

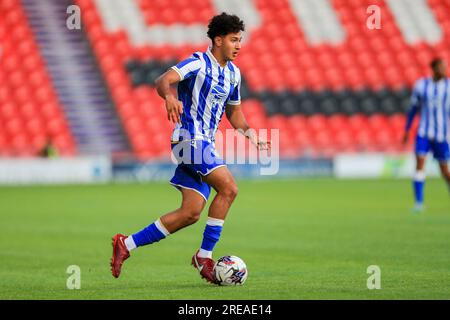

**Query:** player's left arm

left=225, top=69, right=270, bottom=150
left=402, top=79, right=423, bottom=145
left=225, top=104, right=270, bottom=150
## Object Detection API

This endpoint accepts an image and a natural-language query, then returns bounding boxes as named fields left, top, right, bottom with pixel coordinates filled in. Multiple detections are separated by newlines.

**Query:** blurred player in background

left=403, top=57, right=450, bottom=212
left=111, top=12, right=270, bottom=283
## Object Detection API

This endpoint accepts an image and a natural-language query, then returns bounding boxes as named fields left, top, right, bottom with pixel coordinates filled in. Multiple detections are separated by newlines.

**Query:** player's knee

left=439, top=165, right=450, bottom=181
left=181, top=208, right=202, bottom=225
left=186, top=212, right=201, bottom=225
left=443, top=170, right=450, bottom=182
left=230, top=184, right=238, bottom=200
left=221, top=183, right=238, bottom=202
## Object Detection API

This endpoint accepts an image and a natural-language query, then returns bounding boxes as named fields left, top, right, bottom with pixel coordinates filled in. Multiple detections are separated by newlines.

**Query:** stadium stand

left=2, top=0, right=450, bottom=159
left=0, top=0, right=76, bottom=156
left=21, top=0, right=130, bottom=156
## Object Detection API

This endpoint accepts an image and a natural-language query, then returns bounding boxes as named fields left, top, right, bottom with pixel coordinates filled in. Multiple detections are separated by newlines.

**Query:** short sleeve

left=410, top=79, right=424, bottom=108
left=171, top=57, right=201, bottom=81
left=227, top=70, right=241, bottom=106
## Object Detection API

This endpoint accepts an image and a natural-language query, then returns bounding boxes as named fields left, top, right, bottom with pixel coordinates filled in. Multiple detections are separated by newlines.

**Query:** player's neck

left=432, top=75, right=445, bottom=82
left=210, top=47, right=228, bottom=67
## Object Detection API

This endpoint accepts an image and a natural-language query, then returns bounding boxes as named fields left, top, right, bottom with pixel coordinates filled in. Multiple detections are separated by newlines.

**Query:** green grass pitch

left=0, top=178, right=449, bottom=299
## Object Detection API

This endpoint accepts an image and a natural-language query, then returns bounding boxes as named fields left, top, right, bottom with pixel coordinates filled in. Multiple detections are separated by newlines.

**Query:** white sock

left=414, top=170, right=426, bottom=181
left=206, top=217, right=225, bottom=227
left=198, top=248, right=213, bottom=259
left=155, top=218, right=171, bottom=236
left=124, top=236, right=137, bottom=251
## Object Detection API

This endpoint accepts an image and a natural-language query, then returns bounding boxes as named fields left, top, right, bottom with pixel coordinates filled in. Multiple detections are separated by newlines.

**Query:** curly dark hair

left=430, top=57, right=444, bottom=70
left=207, top=12, right=245, bottom=42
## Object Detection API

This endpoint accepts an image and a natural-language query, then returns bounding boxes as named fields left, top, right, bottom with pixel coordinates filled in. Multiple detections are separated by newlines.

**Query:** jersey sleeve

left=405, top=79, right=424, bottom=131
left=410, top=79, right=424, bottom=108
left=227, top=69, right=241, bottom=106
left=171, top=56, right=201, bottom=81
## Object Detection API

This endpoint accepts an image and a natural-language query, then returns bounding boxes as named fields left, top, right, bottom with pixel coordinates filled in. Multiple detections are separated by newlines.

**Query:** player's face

left=433, top=60, right=447, bottom=78
left=220, top=32, right=242, bottom=61
left=436, top=61, right=447, bottom=77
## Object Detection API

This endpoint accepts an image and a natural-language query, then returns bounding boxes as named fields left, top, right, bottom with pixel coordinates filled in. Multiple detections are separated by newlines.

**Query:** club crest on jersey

left=211, top=85, right=227, bottom=101
left=208, top=85, right=227, bottom=107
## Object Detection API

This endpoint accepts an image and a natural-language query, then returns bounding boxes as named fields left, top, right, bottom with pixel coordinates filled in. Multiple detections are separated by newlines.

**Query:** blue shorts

left=170, top=139, right=226, bottom=201
left=415, top=136, right=450, bottom=162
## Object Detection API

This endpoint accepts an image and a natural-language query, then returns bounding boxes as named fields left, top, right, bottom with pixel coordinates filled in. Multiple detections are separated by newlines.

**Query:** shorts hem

left=415, top=152, right=428, bottom=157
left=197, top=164, right=227, bottom=177
left=169, top=182, right=208, bottom=202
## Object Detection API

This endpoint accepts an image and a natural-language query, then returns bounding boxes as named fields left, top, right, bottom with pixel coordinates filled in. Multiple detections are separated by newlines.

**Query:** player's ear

left=214, top=36, right=223, bottom=47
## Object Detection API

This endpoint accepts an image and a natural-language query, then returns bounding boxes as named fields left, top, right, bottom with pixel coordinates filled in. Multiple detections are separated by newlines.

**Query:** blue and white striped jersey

left=170, top=47, right=241, bottom=142
left=408, top=77, right=450, bottom=142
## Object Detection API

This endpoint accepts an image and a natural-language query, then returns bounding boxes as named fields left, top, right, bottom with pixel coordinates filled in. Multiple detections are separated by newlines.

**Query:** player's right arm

left=403, top=79, right=423, bottom=145
left=155, top=69, right=184, bottom=124
left=155, top=56, right=202, bottom=124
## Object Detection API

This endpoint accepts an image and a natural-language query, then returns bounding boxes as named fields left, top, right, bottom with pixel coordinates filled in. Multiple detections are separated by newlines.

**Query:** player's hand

left=257, top=140, right=271, bottom=150
left=165, top=95, right=183, bottom=124
left=251, top=136, right=271, bottom=150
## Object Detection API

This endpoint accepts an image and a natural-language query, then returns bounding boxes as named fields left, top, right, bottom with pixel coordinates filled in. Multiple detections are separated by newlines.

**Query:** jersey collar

left=206, top=46, right=227, bottom=68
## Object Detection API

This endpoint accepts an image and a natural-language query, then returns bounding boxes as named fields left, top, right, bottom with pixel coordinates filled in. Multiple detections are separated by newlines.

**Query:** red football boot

left=191, top=250, right=218, bottom=284
left=111, top=234, right=130, bottom=278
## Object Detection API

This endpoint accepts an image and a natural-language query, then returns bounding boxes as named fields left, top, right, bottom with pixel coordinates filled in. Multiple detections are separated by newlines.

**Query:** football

left=214, top=255, right=248, bottom=286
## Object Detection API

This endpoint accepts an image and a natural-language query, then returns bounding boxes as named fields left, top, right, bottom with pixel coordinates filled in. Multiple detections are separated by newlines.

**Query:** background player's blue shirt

left=406, top=77, right=450, bottom=142
left=170, top=47, right=241, bottom=142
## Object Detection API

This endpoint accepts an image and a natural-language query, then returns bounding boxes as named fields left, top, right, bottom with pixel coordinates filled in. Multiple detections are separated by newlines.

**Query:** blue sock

left=413, top=171, right=425, bottom=205
left=200, top=218, right=224, bottom=254
left=131, top=219, right=170, bottom=248
left=414, top=180, right=424, bottom=204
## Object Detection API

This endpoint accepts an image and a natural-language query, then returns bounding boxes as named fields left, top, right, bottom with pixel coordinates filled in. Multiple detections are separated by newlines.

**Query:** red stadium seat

left=58, top=0, right=450, bottom=159
left=294, top=130, right=313, bottom=148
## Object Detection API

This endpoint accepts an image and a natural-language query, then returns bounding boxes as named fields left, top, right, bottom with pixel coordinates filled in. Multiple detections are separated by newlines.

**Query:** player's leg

left=111, top=188, right=205, bottom=278
left=127, top=158, right=211, bottom=249
left=159, top=188, right=206, bottom=232
left=438, top=162, right=450, bottom=194
left=190, top=165, right=237, bottom=284
left=197, top=166, right=238, bottom=259
left=413, top=154, right=426, bottom=211
left=412, top=136, right=429, bottom=211
left=434, top=140, right=450, bottom=195
left=130, top=187, right=206, bottom=247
